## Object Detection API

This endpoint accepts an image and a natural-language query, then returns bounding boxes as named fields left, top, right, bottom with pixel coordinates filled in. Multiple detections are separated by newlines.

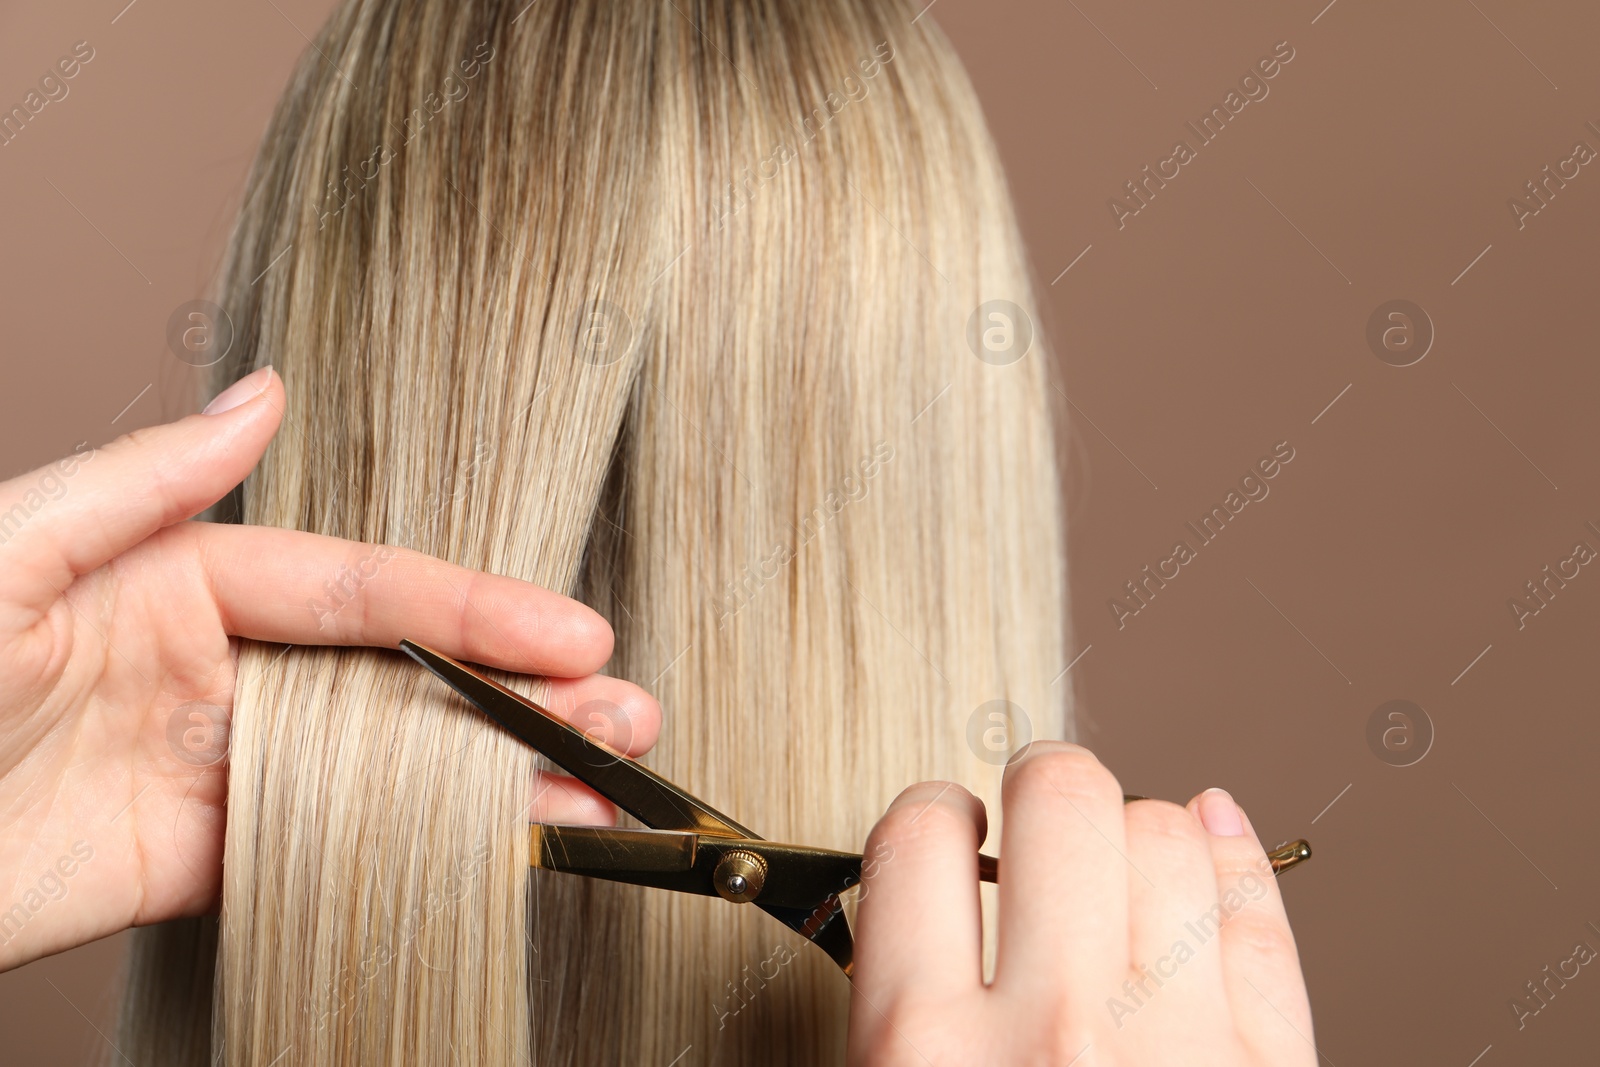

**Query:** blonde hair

left=118, top=1, right=1069, bottom=1062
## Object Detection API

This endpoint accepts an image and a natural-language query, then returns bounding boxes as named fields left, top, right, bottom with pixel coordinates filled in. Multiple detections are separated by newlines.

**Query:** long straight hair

left=118, top=1, right=1069, bottom=1062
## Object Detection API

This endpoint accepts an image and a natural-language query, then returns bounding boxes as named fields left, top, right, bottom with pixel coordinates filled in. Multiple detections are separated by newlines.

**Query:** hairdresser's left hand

left=0, top=365, right=660, bottom=972
left=847, top=742, right=1315, bottom=1066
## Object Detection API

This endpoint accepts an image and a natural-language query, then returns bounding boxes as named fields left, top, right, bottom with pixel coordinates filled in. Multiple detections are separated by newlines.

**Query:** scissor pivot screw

left=714, top=850, right=768, bottom=903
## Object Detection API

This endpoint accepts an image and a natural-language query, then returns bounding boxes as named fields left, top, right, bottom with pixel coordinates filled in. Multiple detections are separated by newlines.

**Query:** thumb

left=0, top=365, right=282, bottom=616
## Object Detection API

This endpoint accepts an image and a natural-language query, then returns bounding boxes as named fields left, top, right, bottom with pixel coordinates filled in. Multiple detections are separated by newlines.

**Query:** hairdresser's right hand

left=0, top=365, right=660, bottom=972
left=847, top=742, right=1315, bottom=1066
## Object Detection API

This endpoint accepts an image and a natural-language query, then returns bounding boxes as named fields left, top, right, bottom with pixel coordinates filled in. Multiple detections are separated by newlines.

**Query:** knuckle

left=615, top=681, right=659, bottom=720
left=116, top=425, right=158, bottom=453
left=357, top=569, right=377, bottom=638
left=1031, top=1005, right=1095, bottom=1063
left=1124, top=799, right=1207, bottom=851
left=114, top=427, right=167, bottom=479
left=1005, top=745, right=1118, bottom=811
left=860, top=998, right=945, bottom=1065
left=869, top=785, right=975, bottom=857
left=579, top=607, right=615, bottom=659
left=875, top=996, right=922, bottom=1036
left=1213, top=852, right=1281, bottom=897
left=1225, top=911, right=1300, bottom=962
left=455, top=568, right=487, bottom=647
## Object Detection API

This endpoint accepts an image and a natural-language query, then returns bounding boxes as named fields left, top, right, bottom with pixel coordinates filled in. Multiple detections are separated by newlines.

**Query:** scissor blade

left=767, top=899, right=855, bottom=975
left=400, top=640, right=754, bottom=839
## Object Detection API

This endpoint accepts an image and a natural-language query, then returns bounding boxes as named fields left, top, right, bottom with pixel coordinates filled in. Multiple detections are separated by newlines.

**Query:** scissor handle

left=971, top=837, right=1310, bottom=883
left=967, top=794, right=1311, bottom=882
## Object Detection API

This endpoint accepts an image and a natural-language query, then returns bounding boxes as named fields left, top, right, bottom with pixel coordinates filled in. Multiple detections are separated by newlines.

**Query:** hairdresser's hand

left=0, top=365, right=660, bottom=972
left=847, top=743, right=1314, bottom=1066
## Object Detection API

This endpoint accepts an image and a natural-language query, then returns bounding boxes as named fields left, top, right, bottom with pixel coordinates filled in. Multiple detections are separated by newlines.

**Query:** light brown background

left=2, top=0, right=1597, bottom=1062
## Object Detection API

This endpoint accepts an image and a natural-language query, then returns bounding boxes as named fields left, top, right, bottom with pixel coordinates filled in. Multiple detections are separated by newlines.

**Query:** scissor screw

left=714, top=850, right=768, bottom=903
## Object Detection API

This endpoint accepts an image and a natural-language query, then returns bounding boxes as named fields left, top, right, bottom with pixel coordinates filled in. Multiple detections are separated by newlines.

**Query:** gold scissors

left=401, top=639, right=1311, bottom=977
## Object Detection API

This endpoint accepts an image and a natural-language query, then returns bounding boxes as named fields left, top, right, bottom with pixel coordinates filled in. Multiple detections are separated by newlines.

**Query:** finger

left=0, top=366, right=282, bottom=617
left=539, top=674, right=661, bottom=757
left=528, top=771, right=618, bottom=826
left=1120, top=798, right=1229, bottom=1016
left=1186, top=791, right=1314, bottom=1051
left=852, top=781, right=987, bottom=1006
left=994, top=741, right=1128, bottom=999
left=193, top=523, right=614, bottom=677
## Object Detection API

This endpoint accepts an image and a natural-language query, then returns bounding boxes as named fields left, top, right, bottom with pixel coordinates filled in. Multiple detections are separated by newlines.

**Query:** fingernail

left=203, top=366, right=274, bottom=415
left=1198, top=788, right=1245, bottom=837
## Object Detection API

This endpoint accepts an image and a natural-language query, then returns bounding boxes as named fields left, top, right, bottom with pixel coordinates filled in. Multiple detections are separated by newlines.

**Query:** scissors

left=400, top=639, right=1312, bottom=977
